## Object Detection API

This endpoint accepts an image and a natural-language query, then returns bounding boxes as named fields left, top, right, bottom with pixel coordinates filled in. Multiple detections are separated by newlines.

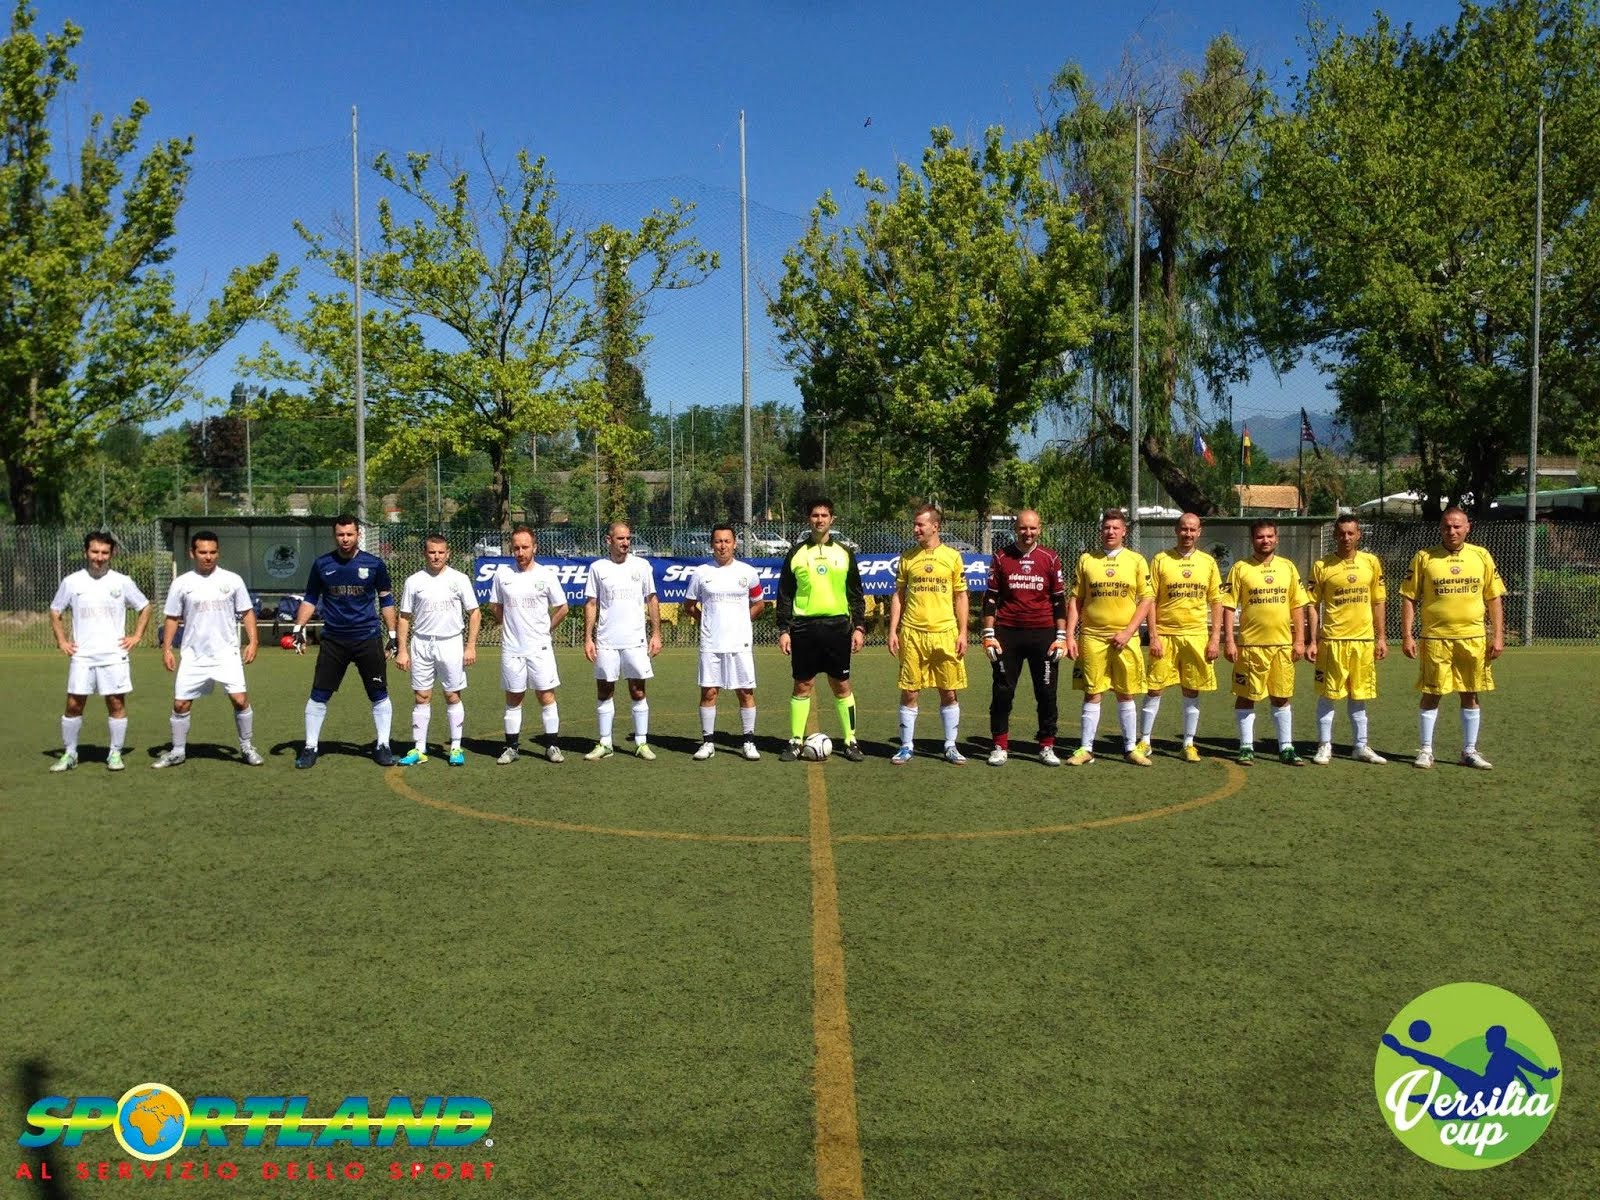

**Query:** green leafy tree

left=1041, top=36, right=1287, bottom=516
left=770, top=126, right=1103, bottom=539
left=0, top=3, right=284, bottom=522
left=1268, top=0, right=1600, bottom=515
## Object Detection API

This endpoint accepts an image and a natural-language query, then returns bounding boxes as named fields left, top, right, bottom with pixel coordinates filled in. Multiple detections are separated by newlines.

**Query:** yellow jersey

left=1072, top=549, right=1152, bottom=638
left=1310, top=551, right=1386, bottom=640
left=1226, top=556, right=1310, bottom=646
left=895, top=543, right=966, bottom=633
left=1399, top=543, right=1505, bottom=639
left=1149, top=548, right=1222, bottom=635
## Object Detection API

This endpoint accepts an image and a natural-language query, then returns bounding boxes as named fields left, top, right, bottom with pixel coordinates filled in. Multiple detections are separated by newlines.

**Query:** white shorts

left=699, top=648, right=757, bottom=690
left=594, top=644, right=654, bottom=683
left=410, top=636, right=467, bottom=693
left=501, top=647, right=560, bottom=694
left=174, top=655, right=247, bottom=701
left=67, top=658, right=132, bottom=696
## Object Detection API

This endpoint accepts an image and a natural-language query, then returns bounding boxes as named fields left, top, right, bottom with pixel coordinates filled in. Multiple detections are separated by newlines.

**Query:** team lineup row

left=46, top=499, right=1506, bottom=773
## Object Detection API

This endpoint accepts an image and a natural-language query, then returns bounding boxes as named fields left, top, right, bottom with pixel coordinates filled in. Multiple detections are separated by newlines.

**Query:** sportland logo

left=1374, top=983, right=1560, bottom=1169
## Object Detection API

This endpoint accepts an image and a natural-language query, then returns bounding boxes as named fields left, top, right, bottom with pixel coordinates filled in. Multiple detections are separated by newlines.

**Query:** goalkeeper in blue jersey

left=290, top=515, right=399, bottom=768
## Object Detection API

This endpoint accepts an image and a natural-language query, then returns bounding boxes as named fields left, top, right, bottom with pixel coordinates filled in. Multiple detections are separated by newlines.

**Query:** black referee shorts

left=313, top=635, right=390, bottom=700
left=790, top=617, right=853, bottom=682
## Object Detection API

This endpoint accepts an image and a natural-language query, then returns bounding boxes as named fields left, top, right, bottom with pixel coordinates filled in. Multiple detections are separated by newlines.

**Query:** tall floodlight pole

left=351, top=106, right=368, bottom=533
left=739, top=111, right=753, bottom=536
left=1523, top=107, right=1545, bottom=647
left=1129, top=106, right=1143, bottom=549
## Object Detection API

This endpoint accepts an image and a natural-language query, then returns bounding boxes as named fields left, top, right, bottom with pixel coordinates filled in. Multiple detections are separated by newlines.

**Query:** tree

left=1268, top=0, right=1600, bottom=515
left=1040, top=36, right=1288, bottom=516
left=770, top=126, right=1103, bottom=540
left=257, top=146, right=713, bottom=530
left=0, top=3, right=283, bottom=522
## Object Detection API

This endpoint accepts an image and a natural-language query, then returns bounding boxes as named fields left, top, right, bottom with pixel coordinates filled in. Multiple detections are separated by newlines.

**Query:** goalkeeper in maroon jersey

left=980, top=510, right=1068, bottom=766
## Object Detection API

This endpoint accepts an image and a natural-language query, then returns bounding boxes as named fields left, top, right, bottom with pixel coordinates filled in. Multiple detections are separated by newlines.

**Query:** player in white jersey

left=151, top=531, right=261, bottom=768
left=488, top=526, right=569, bottom=764
left=395, top=534, right=482, bottom=767
left=48, top=530, right=152, bottom=772
left=683, top=524, right=767, bottom=761
left=582, top=521, right=662, bottom=760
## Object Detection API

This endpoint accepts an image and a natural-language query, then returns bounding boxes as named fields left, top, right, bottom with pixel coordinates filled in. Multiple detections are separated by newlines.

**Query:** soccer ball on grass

left=802, top=733, right=833, bottom=761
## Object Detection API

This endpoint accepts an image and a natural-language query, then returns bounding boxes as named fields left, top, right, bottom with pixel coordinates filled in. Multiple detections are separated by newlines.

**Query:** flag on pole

left=1300, top=408, right=1323, bottom=459
left=1192, top=430, right=1216, bottom=466
left=1241, top=426, right=1253, bottom=468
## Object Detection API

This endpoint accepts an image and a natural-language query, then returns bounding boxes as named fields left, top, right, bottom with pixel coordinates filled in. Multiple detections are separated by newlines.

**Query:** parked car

left=741, top=526, right=792, bottom=557
left=535, top=528, right=588, bottom=559
left=673, top=529, right=716, bottom=557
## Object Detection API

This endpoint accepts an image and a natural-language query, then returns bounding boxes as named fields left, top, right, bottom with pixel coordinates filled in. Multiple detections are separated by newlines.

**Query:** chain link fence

left=6, top=517, right=1597, bottom=650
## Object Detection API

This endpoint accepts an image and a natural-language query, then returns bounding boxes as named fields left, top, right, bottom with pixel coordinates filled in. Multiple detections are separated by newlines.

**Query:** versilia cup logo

left=1374, top=983, right=1560, bottom=1168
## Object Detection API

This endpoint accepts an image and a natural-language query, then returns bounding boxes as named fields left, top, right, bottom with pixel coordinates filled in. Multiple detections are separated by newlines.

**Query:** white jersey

left=164, top=567, right=253, bottom=663
left=685, top=559, right=763, bottom=652
left=400, top=566, right=478, bottom=638
left=584, top=555, right=656, bottom=649
left=492, top=563, right=566, bottom=656
left=51, top=569, right=149, bottom=666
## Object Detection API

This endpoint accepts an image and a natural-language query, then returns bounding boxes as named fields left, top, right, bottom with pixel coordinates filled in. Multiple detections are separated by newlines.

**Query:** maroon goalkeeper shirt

left=986, top=543, right=1066, bottom=629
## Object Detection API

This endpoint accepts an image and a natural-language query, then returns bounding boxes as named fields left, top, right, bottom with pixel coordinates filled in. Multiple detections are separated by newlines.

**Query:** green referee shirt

left=776, top=538, right=866, bottom=633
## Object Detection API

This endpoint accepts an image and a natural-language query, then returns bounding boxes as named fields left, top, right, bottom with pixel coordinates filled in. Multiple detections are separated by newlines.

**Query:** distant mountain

left=1241, top=411, right=1342, bottom=460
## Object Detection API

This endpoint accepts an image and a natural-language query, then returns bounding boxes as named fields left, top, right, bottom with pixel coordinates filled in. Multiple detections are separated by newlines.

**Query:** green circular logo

left=1374, top=983, right=1560, bottom=1169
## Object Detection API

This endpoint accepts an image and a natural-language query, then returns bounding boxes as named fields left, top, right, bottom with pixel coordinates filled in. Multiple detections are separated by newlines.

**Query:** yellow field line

left=384, top=771, right=805, bottom=844
left=835, top=760, right=1247, bottom=844
left=808, top=760, right=865, bottom=1200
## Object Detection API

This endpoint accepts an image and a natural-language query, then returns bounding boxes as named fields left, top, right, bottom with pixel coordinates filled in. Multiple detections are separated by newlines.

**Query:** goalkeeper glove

left=386, top=629, right=399, bottom=658
left=1049, top=633, right=1068, bottom=663
left=982, top=628, right=1000, bottom=663
left=291, top=625, right=307, bottom=655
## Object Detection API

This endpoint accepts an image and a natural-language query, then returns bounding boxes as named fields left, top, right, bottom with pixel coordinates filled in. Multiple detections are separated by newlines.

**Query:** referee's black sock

left=504, top=732, right=518, bottom=747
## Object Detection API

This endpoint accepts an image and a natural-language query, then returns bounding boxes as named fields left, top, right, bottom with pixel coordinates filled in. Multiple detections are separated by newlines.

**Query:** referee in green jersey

left=775, top=497, right=866, bottom=762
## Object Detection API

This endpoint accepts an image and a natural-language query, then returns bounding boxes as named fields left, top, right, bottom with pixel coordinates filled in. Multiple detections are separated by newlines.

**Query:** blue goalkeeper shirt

left=303, top=550, right=393, bottom=641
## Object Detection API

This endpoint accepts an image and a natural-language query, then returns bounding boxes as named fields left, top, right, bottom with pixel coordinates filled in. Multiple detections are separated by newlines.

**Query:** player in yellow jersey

left=1399, top=507, right=1505, bottom=770
left=1139, top=512, right=1222, bottom=763
left=1222, top=519, right=1310, bottom=766
left=1307, top=514, right=1388, bottom=765
left=1064, top=510, right=1154, bottom=766
left=888, top=504, right=970, bottom=764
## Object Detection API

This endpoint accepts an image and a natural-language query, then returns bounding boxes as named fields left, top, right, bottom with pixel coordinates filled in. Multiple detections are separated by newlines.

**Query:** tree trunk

left=5, top=457, right=54, bottom=524
left=489, top=443, right=512, bottom=531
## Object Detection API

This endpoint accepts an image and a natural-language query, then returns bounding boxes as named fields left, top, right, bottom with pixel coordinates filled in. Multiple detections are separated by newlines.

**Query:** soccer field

left=3, top=645, right=1597, bottom=1197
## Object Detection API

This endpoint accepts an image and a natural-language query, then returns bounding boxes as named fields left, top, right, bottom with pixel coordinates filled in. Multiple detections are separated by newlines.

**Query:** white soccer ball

left=803, top=732, right=833, bottom=761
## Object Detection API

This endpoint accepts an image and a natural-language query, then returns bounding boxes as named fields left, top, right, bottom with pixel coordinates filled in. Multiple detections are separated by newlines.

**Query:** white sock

left=899, top=704, right=918, bottom=747
left=412, top=703, right=431, bottom=749
left=1349, top=701, right=1368, bottom=748
left=170, top=711, right=191, bottom=754
left=1117, top=700, right=1137, bottom=750
left=597, top=698, right=615, bottom=742
left=740, top=706, right=757, bottom=735
left=700, top=705, right=716, bottom=739
left=540, top=702, right=559, bottom=736
left=107, top=717, right=127, bottom=753
left=504, top=704, right=524, bottom=738
left=304, top=699, right=328, bottom=748
left=1140, top=694, right=1161, bottom=741
left=446, top=701, right=464, bottom=748
left=1080, top=700, right=1101, bottom=750
left=234, top=706, right=253, bottom=746
left=1272, top=704, right=1293, bottom=749
left=940, top=702, right=960, bottom=747
left=631, top=698, right=650, bottom=744
left=1236, top=709, right=1255, bottom=749
left=372, top=696, right=393, bottom=745
left=1181, top=696, right=1201, bottom=745
left=62, top=715, right=83, bottom=755
left=1316, top=698, right=1336, bottom=744
left=1419, top=708, right=1439, bottom=750
left=1461, top=707, right=1481, bottom=752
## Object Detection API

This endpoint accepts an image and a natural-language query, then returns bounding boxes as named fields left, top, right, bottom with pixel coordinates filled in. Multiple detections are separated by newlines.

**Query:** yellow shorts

left=1230, top=645, right=1297, bottom=702
left=1416, top=636, right=1494, bottom=696
left=1147, top=630, right=1217, bottom=693
left=1314, top=639, right=1378, bottom=700
left=897, top=626, right=968, bottom=692
left=1073, top=634, right=1145, bottom=696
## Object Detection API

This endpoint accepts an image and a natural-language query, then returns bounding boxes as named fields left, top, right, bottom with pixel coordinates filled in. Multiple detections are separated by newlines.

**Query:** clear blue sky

left=37, top=0, right=1465, bottom=434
